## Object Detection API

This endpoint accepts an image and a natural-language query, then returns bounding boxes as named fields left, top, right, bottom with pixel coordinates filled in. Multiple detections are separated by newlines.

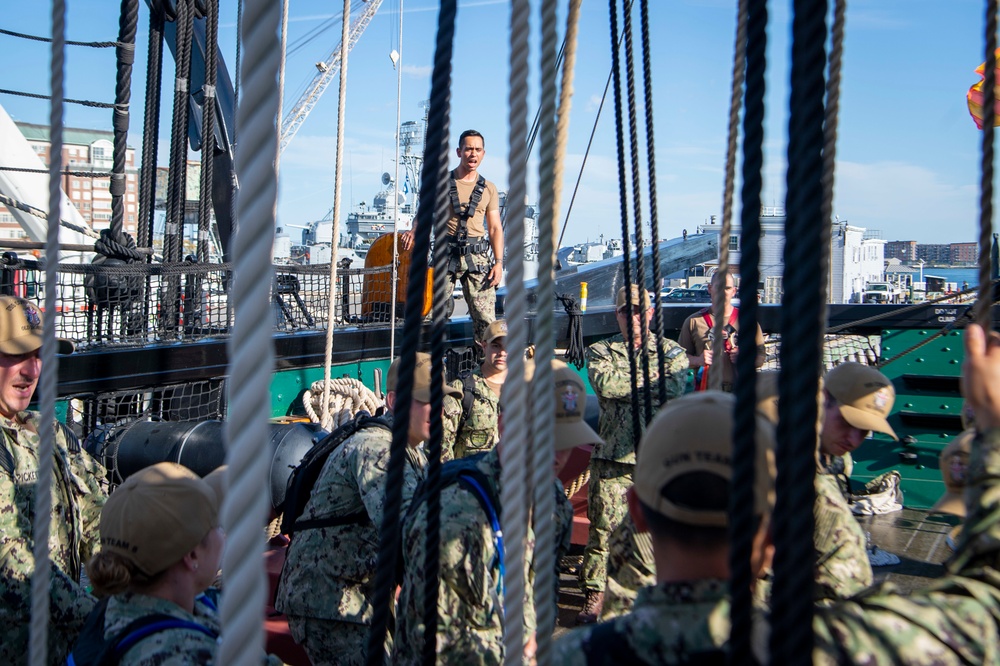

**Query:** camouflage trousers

left=287, top=615, right=390, bottom=666
left=580, top=458, right=634, bottom=593
left=444, top=248, right=496, bottom=342
left=601, top=512, right=656, bottom=620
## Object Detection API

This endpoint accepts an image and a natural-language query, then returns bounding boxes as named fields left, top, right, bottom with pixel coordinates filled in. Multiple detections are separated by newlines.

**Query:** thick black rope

left=818, top=0, right=845, bottom=308
left=771, top=1, right=827, bottom=663
left=0, top=88, right=117, bottom=109
left=638, top=0, right=667, bottom=407
left=197, top=0, right=220, bottom=263
left=421, top=5, right=457, bottom=661
left=621, top=0, right=653, bottom=425
left=976, top=0, right=998, bottom=329
left=0, top=166, right=113, bottom=177
left=728, top=0, right=762, bottom=662
left=0, top=26, right=123, bottom=48
left=364, top=2, right=457, bottom=662
left=163, top=0, right=195, bottom=334
left=608, top=0, right=642, bottom=449
left=556, top=294, right=586, bottom=368
left=110, top=0, right=139, bottom=239
left=137, top=7, right=165, bottom=253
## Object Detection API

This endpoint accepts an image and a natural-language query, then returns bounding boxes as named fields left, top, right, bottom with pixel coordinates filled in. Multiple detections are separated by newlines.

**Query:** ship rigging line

left=975, top=0, right=998, bottom=330
left=554, top=0, right=634, bottom=253
left=0, top=88, right=118, bottom=109
left=0, top=26, right=123, bottom=48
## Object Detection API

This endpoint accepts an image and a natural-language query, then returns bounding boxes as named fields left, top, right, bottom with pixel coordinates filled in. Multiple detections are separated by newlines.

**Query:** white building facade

left=696, top=209, right=885, bottom=304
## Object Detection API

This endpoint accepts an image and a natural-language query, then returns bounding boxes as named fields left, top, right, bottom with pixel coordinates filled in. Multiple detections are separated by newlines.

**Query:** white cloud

left=402, top=64, right=432, bottom=79
left=833, top=160, right=978, bottom=243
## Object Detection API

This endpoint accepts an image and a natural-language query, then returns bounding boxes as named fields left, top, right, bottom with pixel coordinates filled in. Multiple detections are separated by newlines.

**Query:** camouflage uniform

left=395, top=448, right=573, bottom=665
left=102, top=592, right=282, bottom=665
left=813, top=470, right=871, bottom=599
left=553, top=579, right=731, bottom=664
left=601, top=515, right=655, bottom=620
left=581, top=334, right=688, bottom=595
left=443, top=173, right=500, bottom=342
left=442, top=368, right=501, bottom=461
left=802, top=427, right=1000, bottom=663
left=445, top=251, right=496, bottom=343
left=276, top=421, right=426, bottom=666
left=0, top=411, right=107, bottom=665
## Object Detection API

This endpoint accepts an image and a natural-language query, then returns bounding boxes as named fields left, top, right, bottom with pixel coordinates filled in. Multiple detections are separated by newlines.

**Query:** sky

left=0, top=0, right=993, bottom=247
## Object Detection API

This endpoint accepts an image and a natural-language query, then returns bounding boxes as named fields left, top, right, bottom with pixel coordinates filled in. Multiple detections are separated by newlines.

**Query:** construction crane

left=279, top=0, right=384, bottom=154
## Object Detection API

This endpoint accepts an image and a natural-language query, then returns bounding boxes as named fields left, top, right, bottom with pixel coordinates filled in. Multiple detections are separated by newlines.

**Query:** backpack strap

left=67, top=597, right=218, bottom=666
left=457, top=471, right=505, bottom=597
left=111, top=616, right=218, bottom=662
left=459, top=372, right=477, bottom=427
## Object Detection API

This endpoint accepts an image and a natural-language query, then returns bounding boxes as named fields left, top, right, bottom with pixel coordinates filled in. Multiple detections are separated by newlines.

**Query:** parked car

left=660, top=288, right=711, bottom=303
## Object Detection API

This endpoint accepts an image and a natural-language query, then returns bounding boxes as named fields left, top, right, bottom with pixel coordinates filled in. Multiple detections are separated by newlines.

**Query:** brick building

left=0, top=122, right=139, bottom=240
left=950, top=242, right=978, bottom=264
left=916, top=244, right=951, bottom=264
left=885, top=240, right=917, bottom=263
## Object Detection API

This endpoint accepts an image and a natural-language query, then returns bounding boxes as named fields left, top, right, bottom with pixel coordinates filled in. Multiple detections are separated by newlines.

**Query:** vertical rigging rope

left=532, top=1, right=582, bottom=662
left=728, top=0, right=765, bottom=662
left=771, top=1, right=827, bottom=663
left=110, top=0, right=138, bottom=239
left=976, top=0, right=997, bottom=329
left=29, top=3, right=66, bottom=664
left=621, top=0, right=653, bottom=423
left=819, top=0, right=845, bottom=311
left=638, top=0, right=667, bottom=406
left=390, top=0, right=405, bottom=358
left=319, top=0, right=353, bottom=431
left=710, top=0, right=748, bottom=392
left=198, top=0, right=219, bottom=264
left=163, top=0, right=194, bottom=333
left=137, top=7, right=164, bottom=252
left=365, top=1, right=456, bottom=660
left=607, top=0, right=642, bottom=449
left=219, top=0, right=279, bottom=661
left=502, top=0, right=531, bottom=662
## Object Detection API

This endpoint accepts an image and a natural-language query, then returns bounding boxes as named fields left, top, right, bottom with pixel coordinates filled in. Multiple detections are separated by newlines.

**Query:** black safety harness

left=447, top=172, right=490, bottom=257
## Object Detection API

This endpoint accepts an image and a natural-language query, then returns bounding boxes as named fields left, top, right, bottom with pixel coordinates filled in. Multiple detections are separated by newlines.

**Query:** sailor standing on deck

left=276, top=352, right=460, bottom=666
left=0, top=295, right=109, bottom=665
left=400, top=129, right=504, bottom=342
left=576, top=286, right=688, bottom=624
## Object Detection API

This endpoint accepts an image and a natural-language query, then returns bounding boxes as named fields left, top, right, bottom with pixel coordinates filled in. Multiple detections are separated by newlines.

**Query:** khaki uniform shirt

left=678, top=307, right=765, bottom=389
left=445, top=174, right=499, bottom=238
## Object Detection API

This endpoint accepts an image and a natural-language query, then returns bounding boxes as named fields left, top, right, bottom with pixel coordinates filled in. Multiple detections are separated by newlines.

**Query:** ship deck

left=552, top=507, right=955, bottom=636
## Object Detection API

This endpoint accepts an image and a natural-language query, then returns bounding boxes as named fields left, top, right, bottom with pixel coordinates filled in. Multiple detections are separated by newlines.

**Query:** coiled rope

left=302, top=378, right=383, bottom=429
left=219, top=0, right=279, bottom=661
left=28, top=1, right=66, bottom=662
left=771, top=1, right=829, bottom=663
left=728, top=0, right=763, bottom=662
